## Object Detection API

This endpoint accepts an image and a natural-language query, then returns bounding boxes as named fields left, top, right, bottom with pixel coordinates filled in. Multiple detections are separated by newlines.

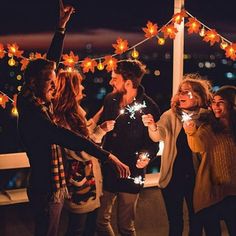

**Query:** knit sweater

left=148, top=108, right=209, bottom=188
left=184, top=123, right=236, bottom=213
left=63, top=106, right=106, bottom=214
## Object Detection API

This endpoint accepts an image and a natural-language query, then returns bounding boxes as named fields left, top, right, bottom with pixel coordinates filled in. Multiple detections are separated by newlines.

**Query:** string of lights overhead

left=0, top=9, right=235, bottom=113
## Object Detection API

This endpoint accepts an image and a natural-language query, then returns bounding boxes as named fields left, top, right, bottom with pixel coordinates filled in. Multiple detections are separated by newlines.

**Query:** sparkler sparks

left=126, top=101, right=147, bottom=119
left=181, top=111, right=193, bottom=122
left=115, top=109, right=125, bottom=121
left=127, top=175, right=145, bottom=185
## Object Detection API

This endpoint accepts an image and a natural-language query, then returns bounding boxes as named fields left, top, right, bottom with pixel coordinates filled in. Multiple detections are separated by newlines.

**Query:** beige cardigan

left=148, top=109, right=183, bottom=188
left=185, top=123, right=236, bottom=213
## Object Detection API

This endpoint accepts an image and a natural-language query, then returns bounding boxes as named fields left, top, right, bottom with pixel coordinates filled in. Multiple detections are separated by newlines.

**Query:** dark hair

left=171, top=73, right=212, bottom=112
left=53, top=69, right=89, bottom=137
left=24, top=58, right=56, bottom=85
left=213, top=85, right=236, bottom=142
left=23, top=59, right=56, bottom=98
left=114, top=60, right=146, bottom=88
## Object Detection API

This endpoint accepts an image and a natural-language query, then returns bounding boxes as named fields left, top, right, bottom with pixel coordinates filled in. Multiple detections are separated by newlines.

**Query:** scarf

left=21, top=87, right=69, bottom=202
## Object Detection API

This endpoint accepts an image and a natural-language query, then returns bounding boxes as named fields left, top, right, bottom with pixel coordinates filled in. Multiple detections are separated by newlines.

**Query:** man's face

left=110, top=71, right=127, bottom=95
left=41, top=70, right=56, bottom=103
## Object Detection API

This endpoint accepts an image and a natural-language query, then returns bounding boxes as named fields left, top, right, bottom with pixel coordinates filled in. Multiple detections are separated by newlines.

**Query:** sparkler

left=181, top=111, right=193, bottom=122
left=127, top=175, right=145, bottom=185
left=115, top=109, right=126, bottom=121
left=126, top=101, right=147, bottom=119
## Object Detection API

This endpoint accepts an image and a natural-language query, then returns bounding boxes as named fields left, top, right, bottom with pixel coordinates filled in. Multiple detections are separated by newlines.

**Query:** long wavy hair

left=212, top=85, right=236, bottom=142
left=171, top=73, right=212, bottom=113
left=53, top=69, right=88, bottom=137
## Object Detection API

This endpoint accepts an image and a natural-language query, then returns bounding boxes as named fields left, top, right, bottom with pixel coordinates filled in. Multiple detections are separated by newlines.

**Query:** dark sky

left=1, top=0, right=235, bottom=34
left=0, top=0, right=235, bottom=52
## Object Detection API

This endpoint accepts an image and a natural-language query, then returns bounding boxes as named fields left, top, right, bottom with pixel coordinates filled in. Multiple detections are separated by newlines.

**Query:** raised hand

left=108, top=154, right=131, bottom=178
left=142, top=114, right=157, bottom=131
left=58, top=0, right=75, bottom=28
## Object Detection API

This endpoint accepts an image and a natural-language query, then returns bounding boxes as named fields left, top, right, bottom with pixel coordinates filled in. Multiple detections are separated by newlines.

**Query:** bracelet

left=57, top=27, right=66, bottom=34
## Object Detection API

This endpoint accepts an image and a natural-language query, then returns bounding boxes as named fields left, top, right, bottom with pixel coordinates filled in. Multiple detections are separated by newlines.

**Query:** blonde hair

left=171, top=73, right=212, bottom=112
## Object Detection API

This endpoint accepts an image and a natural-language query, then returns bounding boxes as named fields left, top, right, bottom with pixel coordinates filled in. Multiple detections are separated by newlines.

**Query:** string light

left=131, top=48, right=139, bottom=59
left=220, top=40, right=228, bottom=50
left=97, top=60, right=104, bottom=70
left=8, top=57, right=16, bottom=66
left=199, top=27, right=206, bottom=37
left=0, top=8, right=235, bottom=78
left=157, top=37, right=165, bottom=45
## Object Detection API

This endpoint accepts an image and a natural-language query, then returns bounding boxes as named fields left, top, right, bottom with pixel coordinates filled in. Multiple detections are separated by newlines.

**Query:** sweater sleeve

left=46, top=31, right=65, bottom=66
left=148, top=111, right=169, bottom=142
left=184, top=123, right=210, bottom=153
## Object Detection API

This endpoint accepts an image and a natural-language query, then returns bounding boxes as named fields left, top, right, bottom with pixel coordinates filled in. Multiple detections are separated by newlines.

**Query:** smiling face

left=178, top=83, right=198, bottom=110
left=40, top=70, right=56, bottom=103
left=109, top=71, right=127, bottom=95
left=211, top=95, right=230, bottom=119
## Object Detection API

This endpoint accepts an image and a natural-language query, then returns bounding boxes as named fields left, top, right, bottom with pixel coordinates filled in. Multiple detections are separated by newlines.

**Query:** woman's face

left=75, top=81, right=84, bottom=102
left=211, top=95, right=229, bottom=119
left=178, top=83, right=198, bottom=110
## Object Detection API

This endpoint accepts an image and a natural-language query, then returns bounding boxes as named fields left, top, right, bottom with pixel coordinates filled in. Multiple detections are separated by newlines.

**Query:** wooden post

left=173, top=0, right=185, bottom=95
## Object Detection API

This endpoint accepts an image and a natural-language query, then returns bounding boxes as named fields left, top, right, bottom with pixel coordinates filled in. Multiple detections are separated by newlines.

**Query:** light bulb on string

left=131, top=48, right=139, bottom=59
left=8, top=57, right=16, bottom=66
left=199, top=27, right=206, bottom=37
left=11, top=107, right=18, bottom=117
left=220, top=40, right=228, bottom=50
left=157, top=36, right=165, bottom=46
left=97, top=60, right=104, bottom=71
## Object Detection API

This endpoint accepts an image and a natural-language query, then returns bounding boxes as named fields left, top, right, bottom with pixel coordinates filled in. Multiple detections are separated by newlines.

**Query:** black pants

left=27, top=190, right=64, bottom=236
left=161, top=174, right=197, bottom=236
left=197, top=196, right=236, bottom=236
left=65, top=209, right=98, bottom=236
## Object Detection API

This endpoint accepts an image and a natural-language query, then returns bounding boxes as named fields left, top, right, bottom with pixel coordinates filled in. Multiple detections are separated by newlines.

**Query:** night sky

left=0, top=0, right=235, bottom=52
left=0, top=0, right=235, bottom=33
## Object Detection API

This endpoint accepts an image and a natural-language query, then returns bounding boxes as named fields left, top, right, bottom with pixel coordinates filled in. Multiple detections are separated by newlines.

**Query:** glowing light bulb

left=158, top=37, right=165, bottom=45
left=131, top=49, right=139, bottom=59
left=97, top=61, right=104, bottom=71
left=220, top=41, right=228, bottom=50
left=11, top=107, right=18, bottom=116
left=8, top=57, right=16, bottom=66
left=199, top=27, right=205, bottom=37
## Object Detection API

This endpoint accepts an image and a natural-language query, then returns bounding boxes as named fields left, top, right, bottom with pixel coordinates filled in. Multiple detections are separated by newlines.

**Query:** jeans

left=27, top=190, right=64, bottom=236
left=96, top=191, right=139, bottom=236
left=65, top=210, right=98, bottom=236
left=161, top=175, right=197, bottom=236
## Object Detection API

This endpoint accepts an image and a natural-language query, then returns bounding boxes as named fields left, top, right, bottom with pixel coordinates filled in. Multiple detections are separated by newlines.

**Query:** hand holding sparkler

left=181, top=111, right=193, bottom=123
left=115, top=109, right=125, bottom=121
left=100, top=120, right=115, bottom=132
left=142, top=114, right=157, bottom=131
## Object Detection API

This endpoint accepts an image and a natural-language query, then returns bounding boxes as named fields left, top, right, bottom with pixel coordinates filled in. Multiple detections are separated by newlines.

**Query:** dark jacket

left=100, top=86, right=160, bottom=193
left=17, top=31, right=110, bottom=195
left=17, top=94, right=110, bottom=194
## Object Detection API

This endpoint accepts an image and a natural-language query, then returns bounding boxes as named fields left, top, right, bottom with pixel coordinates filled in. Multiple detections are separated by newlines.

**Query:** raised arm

left=47, top=0, right=75, bottom=65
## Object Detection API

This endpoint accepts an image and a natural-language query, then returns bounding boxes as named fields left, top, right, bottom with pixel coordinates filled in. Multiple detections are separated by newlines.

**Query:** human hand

left=142, top=114, right=157, bottom=131
left=136, top=153, right=150, bottom=169
left=100, top=120, right=115, bottom=132
left=108, top=154, right=130, bottom=178
left=58, top=0, right=75, bottom=28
